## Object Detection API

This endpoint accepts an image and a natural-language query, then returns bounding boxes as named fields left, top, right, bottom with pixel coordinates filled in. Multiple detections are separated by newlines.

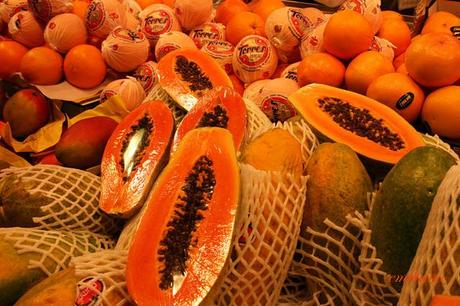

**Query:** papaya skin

left=0, top=240, right=45, bottom=305
left=55, top=116, right=118, bottom=169
left=370, top=146, right=456, bottom=278
left=302, top=142, right=373, bottom=233
left=14, top=268, right=76, bottom=306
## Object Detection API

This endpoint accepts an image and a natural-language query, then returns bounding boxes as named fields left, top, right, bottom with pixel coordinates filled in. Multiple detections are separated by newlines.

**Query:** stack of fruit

left=0, top=0, right=459, bottom=305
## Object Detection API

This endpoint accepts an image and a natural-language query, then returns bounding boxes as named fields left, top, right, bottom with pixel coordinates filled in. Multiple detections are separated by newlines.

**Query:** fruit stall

left=0, top=0, right=459, bottom=305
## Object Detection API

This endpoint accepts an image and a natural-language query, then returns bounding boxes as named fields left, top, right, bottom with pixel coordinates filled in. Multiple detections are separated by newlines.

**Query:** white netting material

left=144, top=83, right=187, bottom=124
left=210, top=163, right=308, bottom=306
left=242, top=98, right=272, bottom=145
left=351, top=136, right=459, bottom=306
left=0, top=165, right=121, bottom=236
left=72, top=250, right=134, bottom=306
left=115, top=202, right=146, bottom=251
left=0, top=227, right=115, bottom=276
left=398, top=163, right=460, bottom=305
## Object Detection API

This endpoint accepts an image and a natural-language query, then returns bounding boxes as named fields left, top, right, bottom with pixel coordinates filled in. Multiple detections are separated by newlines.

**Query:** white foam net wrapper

left=72, top=250, right=134, bottom=306
left=144, top=83, right=187, bottom=124
left=115, top=202, right=146, bottom=251
left=398, top=162, right=460, bottom=305
left=0, top=227, right=115, bottom=276
left=0, top=165, right=121, bottom=236
left=351, top=136, right=459, bottom=306
left=209, top=163, right=308, bottom=306
left=242, top=98, right=272, bottom=145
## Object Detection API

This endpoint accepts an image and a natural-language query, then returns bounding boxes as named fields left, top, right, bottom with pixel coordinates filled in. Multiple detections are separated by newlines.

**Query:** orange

left=393, top=51, right=405, bottom=69
left=72, top=0, right=89, bottom=20
left=136, top=0, right=173, bottom=9
left=405, top=33, right=460, bottom=88
left=422, top=86, right=460, bottom=139
left=367, top=72, right=424, bottom=123
left=378, top=19, right=411, bottom=56
left=64, top=44, right=107, bottom=89
left=422, top=11, right=460, bottom=37
left=381, top=10, right=403, bottom=21
left=323, top=10, right=373, bottom=60
left=345, top=51, right=394, bottom=94
left=229, top=74, right=244, bottom=96
left=297, top=52, right=345, bottom=87
left=0, top=40, right=28, bottom=79
left=215, top=0, right=250, bottom=25
left=20, top=47, right=64, bottom=85
left=250, top=0, right=285, bottom=21
left=226, top=11, right=265, bottom=46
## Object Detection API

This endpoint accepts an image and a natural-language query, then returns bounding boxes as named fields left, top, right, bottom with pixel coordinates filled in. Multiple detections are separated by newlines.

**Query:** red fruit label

left=369, top=37, right=382, bottom=51
left=48, top=21, right=56, bottom=30
left=142, top=9, right=173, bottom=40
left=28, top=0, right=52, bottom=22
left=9, top=1, right=28, bottom=18
left=287, top=8, right=309, bottom=39
left=339, top=0, right=365, bottom=14
left=133, top=62, right=157, bottom=91
left=261, top=94, right=297, bottom=122
left=236, top=36, right=272, bottom=71
left=156, top=42, right=179, bottom=60
left=190, top=23, right=224, bottom=48
left=86, top=0, right=106, bottom=33
left=396, top=92, right=414, bottom=110
left=202, top=40, right=234, bottom=58
left=75, top=277, right=105, bottom=306
left=112, top=27, right=145, bottom=43
left=100, top=89, right=116, bottom=103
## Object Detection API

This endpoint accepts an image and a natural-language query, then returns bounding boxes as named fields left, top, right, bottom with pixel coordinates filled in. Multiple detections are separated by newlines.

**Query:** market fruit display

left=369, top=146, right=456, bottom=276
left=100, top=100, right=174, bottom=218
left=126, top=127, right=240, bottom=305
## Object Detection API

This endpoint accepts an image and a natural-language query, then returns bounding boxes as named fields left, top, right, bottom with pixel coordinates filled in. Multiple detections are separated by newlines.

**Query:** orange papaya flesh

left=126, top=127, right=240, bottom=306
left=172, top=86, right=247, bottom=153
left=288, top=84, right=425, bottom=165
left=431, top=295, right=460, bottom=306
left=100, top=100, right=174, bottom=218
left=157, top=49, right=234, bottom=111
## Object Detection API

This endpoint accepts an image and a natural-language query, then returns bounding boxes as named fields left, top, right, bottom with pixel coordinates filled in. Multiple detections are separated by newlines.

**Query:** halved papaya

left=157, top=49, right=234, bottom=111
left=100, top=100, right=174, bottom=218
left=126, top=127, right=240, bottom=306
left=172, top=86, right=247, bottom=152
left=288, top=84, right=425, bottom=164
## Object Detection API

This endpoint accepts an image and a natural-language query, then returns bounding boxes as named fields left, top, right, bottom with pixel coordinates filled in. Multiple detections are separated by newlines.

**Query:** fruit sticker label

left=282, top=70, right=298, bottom=83
left=261, top=94, right=297, bottom=122
left=86, top=0, right=106, bottom=33
left=202, top=40, right=234, bottom=58
left=133, top=63, right=158, bottom=92
left=112, top=27, right=146, bottom=43
left=287, top=8, right=309, bottom=39
left=451, top=26, right=460, bottom=39
left=338, top=0, right=366, bottom=14
left=100, top=89, right=117, bottom=103
left=75, top=277, right=105, bottom=306
left=396, top=92, right=414, bottom=110
left=156, top=42, right=180, bottom=60
left=28, top=0, right=51, bottom=22
left=142, top=9, right=173, bottom=40
left=8, top=0, right=28, bottom=19
left=236, top=36, right=272, bottom=72
left=190, top=23, right=225, bottom=48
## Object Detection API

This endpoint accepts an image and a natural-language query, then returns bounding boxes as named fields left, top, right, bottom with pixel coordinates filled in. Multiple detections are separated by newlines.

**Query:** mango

left=14, top=268, right=76, bottom=306
left=2, top=89, right=50, bottom=139
left=55, top=116, right=118, bottom=169
left=370, top=146, right=456, bottom=277
left=303, top=142, right=373, bottom=232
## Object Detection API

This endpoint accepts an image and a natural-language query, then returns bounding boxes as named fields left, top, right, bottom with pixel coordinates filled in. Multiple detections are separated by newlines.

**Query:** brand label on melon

left=190, top=23, right=224, bottom=47
left=287, top=8, right=309, bottom=39
left=28, top=0, right=51, bottom=21
left=236, top=36, right=272, bottom=71
left=86, top=0, right=106, bottom=33
left=202, top=40, right=234, bottom=58
left=156, top=42, right=180, bottom=60
left=396, top=92, right=414, bottom=110
left=338, top=0, right=365, bottom=14
left=261, top=94, right=297, bottom=122
left=9, top=1, right=28, bottom=18
left=142, top=9, right=173, bottom=40
left=133, top=62, right=157, bottom=91
left=100, top=89, right=117, bottom=103
left=112, top=27, right=146, bottom=43
left=75, top=277, right=105, bottom=306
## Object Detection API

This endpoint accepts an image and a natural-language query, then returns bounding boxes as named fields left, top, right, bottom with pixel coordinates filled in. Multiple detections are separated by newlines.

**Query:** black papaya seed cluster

left=197, top=105, right=229, bottom=128
left=119, top=114, right=154, bottom=181
left=158, top=155, right=216, bottom=290
left=318, top=97, right=405, bottom=151
left=175, top=56, right=213, bottom=92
